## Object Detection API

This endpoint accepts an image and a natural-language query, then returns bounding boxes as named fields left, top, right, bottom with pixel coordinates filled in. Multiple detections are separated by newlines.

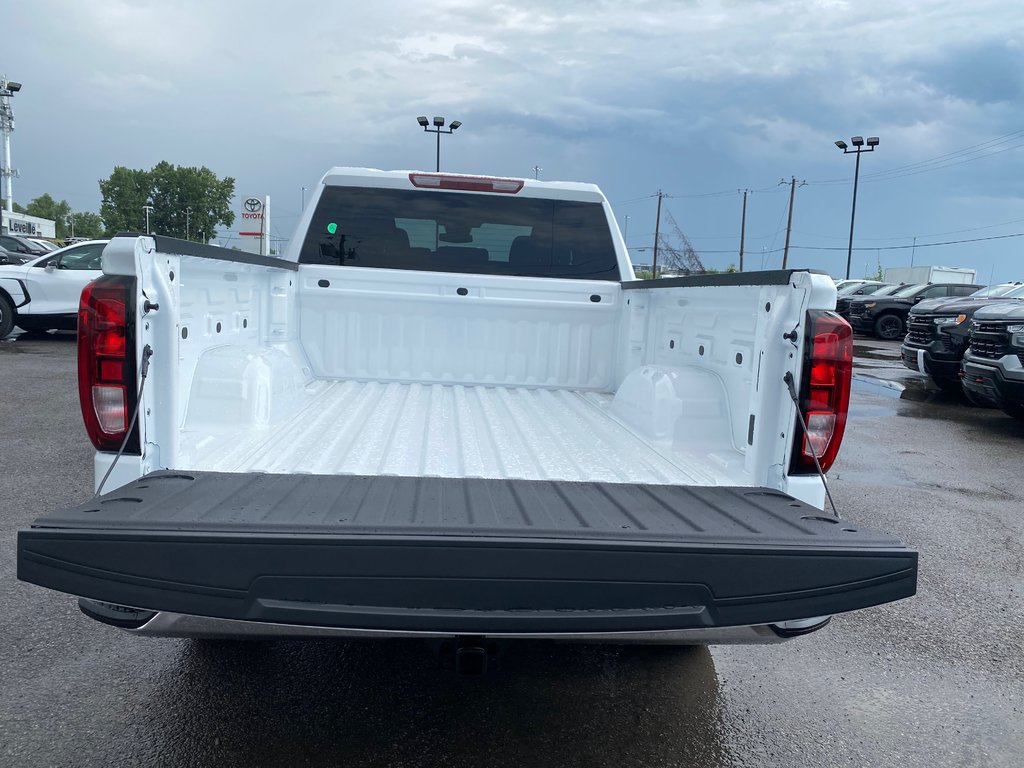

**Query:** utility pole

left=532, top=165, right=542, bottom=180
left=143, top=203, right=154, bottom=234
left=738, top=189, right=749, bottom=272
left=186, top=206, right=193, bottom=241
left=911, top=236, right=916, bottom=267
left=652, top=190, right=664, bottom=278
left=301, top=186, right=307, bottom=210
left=781, top=177, right=805, bottom=269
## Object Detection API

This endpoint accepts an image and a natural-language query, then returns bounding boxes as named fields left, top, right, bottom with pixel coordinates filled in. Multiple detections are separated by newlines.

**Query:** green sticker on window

left=327, top=222, right=338, bottom=234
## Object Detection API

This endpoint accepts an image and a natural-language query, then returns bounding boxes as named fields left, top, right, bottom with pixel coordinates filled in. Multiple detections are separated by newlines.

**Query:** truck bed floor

left=181, top=380, right=745, bottom=485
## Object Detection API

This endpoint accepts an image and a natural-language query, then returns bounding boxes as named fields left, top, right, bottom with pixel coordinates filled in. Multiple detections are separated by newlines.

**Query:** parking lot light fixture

left=1, top=75, right=22, bottom=213
left=836, top=135, right=880, bottom=280
left=417, top=115, right=463, bottom=172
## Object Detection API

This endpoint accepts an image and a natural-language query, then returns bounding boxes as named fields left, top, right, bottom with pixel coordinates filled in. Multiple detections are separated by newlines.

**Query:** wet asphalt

left=1, top=333, right=1021, bottom=767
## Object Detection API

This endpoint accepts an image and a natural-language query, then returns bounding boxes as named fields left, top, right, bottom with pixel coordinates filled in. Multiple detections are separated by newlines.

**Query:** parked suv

left=901, top=284, right=1024, bottom=391
left=848, top=283, right=982, bottom=340
left=836, top=282, right=898, bottom=320
left=0, top=234, right=48, bottom=259
left=961, top=302, right=1024, bottom=419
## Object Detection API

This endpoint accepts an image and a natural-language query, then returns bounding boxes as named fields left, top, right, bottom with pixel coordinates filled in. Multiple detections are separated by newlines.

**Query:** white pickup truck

left=18, top=168, right=916, bottom=658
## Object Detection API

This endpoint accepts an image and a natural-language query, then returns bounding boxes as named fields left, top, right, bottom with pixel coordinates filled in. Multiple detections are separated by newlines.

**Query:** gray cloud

left=4, top=0, right=1024, bottom=279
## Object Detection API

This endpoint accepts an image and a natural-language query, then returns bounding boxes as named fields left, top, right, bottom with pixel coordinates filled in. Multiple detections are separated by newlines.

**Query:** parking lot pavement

left=1, top=334, right=1022, bottom=767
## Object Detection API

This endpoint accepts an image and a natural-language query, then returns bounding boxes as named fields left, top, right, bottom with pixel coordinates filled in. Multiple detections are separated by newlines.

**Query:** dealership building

left=0, top=210, right=56, bottom=238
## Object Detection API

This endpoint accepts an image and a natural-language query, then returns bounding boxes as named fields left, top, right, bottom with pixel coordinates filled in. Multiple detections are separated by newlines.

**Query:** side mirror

left=44, top=263, right=56, bottom=272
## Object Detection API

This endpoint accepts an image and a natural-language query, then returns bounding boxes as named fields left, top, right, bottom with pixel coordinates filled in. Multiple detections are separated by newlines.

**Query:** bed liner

left=181, top=379, right=743, bottom=485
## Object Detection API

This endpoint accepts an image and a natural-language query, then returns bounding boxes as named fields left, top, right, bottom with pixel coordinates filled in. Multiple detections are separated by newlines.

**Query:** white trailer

left=884, top=266, right=977, bottom=285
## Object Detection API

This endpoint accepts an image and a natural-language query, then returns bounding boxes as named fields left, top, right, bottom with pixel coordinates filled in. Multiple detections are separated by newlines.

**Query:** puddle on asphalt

left=851, top=373, right=985, bottom=425
left=853, top=349, right=899, bottom=361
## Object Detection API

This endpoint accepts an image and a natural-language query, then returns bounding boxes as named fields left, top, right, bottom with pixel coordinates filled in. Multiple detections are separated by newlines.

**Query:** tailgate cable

left=783, top=370, right=840, bottom=518
left=94, top=344, right=154, bottom=498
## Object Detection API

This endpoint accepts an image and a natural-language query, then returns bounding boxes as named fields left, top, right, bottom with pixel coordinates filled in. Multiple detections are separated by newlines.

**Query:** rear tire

left=933, top=377, right=965, bottom=397
left=0, top=295, right=15, bottom=339
left=874, top=313, right=904, bottom=340
left=963, top=388, right=994, bottom=408
left=1002, top=403, right=1024, bottom=420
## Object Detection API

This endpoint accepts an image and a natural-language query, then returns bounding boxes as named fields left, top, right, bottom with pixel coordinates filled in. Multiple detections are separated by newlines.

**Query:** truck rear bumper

left=84, top=602, right=831, bottom=644
left=18, top=471, right=917, bottom=638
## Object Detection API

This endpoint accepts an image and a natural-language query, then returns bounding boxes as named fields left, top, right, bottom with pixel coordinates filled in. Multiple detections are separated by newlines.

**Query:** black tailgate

left=18, top=472, right=917, bottom=633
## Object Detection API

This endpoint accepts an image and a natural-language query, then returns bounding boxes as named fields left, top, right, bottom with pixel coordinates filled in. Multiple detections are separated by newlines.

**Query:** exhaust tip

left=79, top=598, right=157, bottom=630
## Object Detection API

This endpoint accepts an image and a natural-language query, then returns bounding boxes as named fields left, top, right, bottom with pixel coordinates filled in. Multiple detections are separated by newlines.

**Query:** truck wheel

left=0, top=295, right=15, bottom=339
left=934, top=377, right=964, bottom=396
left=874, top=314, right=904, bottom=340
left=1003, top=404, right=1024, bottom=420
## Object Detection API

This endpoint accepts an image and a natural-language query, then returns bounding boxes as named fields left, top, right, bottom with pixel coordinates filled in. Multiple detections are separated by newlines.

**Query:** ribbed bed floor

left=180, top=380, right=747, bottom=485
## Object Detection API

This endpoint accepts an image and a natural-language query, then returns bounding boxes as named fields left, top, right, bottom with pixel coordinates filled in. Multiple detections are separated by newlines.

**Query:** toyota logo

left=244, top=198, right=263, bottom=213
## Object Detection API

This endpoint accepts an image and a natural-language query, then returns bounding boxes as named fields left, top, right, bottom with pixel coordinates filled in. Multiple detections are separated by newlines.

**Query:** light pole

left=416, top=115, right=462, bottom=172
left=143, top=201, right=154, bottom=234
left=835, top=135, right=879, bottom=280
left=301, top=186, right=307, bottom=210
left=185, top=206, right=193, bottom=241
left=0, top=76, right=22, bottom=213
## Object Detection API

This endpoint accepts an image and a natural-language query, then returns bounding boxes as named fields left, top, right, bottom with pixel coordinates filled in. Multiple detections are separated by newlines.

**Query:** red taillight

left=408, top=173, right=524, bottom=194
left=789, top=310, right=852, bottom=474
left=78, top=276, right=139, bottom=453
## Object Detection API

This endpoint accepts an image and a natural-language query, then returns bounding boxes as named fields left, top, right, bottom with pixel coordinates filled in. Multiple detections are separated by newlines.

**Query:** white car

left=0, top=239, right=108, bottom=338
left=29, top=238, right=61, bottom=253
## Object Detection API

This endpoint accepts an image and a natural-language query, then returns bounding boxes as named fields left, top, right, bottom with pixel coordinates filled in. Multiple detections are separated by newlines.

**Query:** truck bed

left=180, top=379, right=744, bottom=485
left=18, top=471, right=917, bottom=635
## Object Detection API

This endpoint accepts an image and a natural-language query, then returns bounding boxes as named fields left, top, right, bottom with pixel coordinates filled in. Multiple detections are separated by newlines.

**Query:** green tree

left=99, top=162, right=236, bottom=240
left=99, top=166, right=154, bottom=234
left=69, top=211, right=105, bottom=239
left=25, top=193, right=73, bottom=238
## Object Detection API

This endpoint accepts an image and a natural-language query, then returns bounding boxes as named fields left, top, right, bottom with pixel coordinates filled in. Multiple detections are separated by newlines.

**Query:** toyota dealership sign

left=238, top=195, right=266, bottom=254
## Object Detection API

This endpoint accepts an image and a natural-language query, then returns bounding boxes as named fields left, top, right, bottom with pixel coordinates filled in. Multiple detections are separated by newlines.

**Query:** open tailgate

left=18, top=471, right=917, bottom=634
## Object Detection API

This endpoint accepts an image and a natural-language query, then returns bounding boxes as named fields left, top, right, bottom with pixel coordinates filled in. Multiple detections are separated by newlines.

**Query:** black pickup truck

left=961, top=301, right=1024, bottom=419
left=901, top=284, right=1024, bottom=391
left=836, top=283, right=898, bottom=321
left=848, top=282, right=982, bottom=340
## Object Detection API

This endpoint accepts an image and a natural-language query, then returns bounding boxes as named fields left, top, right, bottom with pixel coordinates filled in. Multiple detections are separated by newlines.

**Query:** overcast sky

left=5, top=0, right=1024, bottom=280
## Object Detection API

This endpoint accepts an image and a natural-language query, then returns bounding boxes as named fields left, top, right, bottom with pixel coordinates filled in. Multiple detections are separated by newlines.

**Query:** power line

left=612, top=193, right=659, bottom=206
left=791, top=231, right=1024, bottom=252
left=793, top=216, right=1024, bottom=243
left=862, top=128, right=1024, bottom=177
left=635, top=230, right=1024, bottom=255
left=808, top=130, right=1024, bottom=186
